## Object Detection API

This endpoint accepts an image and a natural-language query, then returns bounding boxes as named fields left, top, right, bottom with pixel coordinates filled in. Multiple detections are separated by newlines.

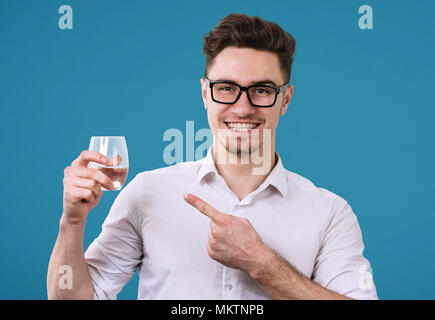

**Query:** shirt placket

left=221, top=203, right=237, bottom=299
left=220, top=266, right=234, bottom=299
left=220, top=199, right=254, bottom=299
left=216, top=175, right=260, bottom=299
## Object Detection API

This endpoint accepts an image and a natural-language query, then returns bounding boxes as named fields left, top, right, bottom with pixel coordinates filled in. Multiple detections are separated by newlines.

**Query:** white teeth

left=227, top=122, right=258, bottom=131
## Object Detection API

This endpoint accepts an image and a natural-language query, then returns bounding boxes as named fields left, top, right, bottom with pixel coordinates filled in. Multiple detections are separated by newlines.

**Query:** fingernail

left=183, top=194, right=188, bottom=200
left=101, top=156, right=108, bottom=163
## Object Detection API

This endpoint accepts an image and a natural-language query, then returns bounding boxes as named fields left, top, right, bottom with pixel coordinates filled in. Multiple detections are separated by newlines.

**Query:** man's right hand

left=62, top=150, right=114, bottom=224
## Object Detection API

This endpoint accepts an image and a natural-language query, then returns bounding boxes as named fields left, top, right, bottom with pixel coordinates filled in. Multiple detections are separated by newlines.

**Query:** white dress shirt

left=85, top=147, right=378, bottom=300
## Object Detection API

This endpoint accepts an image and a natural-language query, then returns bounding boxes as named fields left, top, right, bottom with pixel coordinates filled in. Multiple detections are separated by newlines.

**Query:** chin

left=223, top=140, right=261, bottom=156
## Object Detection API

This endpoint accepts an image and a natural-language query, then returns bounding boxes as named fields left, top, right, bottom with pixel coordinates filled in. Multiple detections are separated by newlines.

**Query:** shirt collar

left=197, top=146, right=219, bottom=183
left=260, top=151, right=287, bottom=197
left=197, top=146, right=288, bottom=197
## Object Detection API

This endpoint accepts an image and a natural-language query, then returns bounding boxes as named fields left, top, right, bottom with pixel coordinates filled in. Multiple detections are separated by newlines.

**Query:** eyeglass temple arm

left=278, top=83, right=290, bottom=93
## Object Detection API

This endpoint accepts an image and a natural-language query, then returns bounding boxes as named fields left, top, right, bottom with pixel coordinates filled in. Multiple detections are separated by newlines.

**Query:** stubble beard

left=221, top=135, right=261, bottom=156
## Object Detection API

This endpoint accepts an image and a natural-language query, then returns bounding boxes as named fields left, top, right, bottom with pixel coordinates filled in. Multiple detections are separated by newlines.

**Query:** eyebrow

left=215, top=79, right=278, bottom=87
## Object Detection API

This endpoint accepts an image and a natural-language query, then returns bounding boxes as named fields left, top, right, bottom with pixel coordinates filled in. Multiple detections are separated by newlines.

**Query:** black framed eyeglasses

left=205, top=77, right=289, bottom=108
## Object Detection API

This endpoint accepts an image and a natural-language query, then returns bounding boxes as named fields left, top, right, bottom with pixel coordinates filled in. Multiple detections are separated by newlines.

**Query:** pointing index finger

left=183, top=193, right=221, bottom=221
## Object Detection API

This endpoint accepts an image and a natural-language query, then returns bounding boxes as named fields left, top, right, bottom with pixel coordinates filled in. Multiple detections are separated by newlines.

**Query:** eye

left=253, top=87, right=273, bottom=95
left=216, top=83, right=238, bottom=94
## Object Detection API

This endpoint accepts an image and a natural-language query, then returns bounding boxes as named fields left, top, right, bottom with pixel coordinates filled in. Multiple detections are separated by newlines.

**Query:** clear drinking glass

left=88, top=136, right=129, bottom=191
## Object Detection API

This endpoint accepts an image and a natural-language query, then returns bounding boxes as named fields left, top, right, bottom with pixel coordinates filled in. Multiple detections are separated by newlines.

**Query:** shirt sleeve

left=311, top=200, right=378, bottom=300
left=84, top=176, right=144, bottom=300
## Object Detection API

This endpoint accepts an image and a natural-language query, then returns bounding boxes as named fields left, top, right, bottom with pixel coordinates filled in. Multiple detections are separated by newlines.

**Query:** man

left=47, top=13, right=378, bottom=300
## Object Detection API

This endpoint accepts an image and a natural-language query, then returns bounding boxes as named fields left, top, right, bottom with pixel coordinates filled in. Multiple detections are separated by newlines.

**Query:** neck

left=211, top=142, right=277, bottom=201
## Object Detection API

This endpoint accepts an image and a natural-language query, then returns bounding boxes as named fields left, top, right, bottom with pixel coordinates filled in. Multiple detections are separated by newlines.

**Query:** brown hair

left=203, top=13, right=296, bottom=83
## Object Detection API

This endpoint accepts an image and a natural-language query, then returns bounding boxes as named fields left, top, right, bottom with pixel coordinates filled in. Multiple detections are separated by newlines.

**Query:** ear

left=280, top=84, right=294, bottom=116
left=200, top=78, right=208, bottom=110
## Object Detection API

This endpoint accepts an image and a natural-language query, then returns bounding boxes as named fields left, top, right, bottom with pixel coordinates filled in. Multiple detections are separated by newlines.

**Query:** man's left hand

left=183, top=193, right=269, bottom=273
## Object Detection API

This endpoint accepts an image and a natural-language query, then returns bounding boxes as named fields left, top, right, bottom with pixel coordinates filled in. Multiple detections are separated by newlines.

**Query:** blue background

left=0, top=0, right=434, bottom=299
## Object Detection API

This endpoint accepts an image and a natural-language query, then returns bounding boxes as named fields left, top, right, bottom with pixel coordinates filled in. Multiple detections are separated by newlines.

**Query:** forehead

left=207, top=47, right=284, bottom=84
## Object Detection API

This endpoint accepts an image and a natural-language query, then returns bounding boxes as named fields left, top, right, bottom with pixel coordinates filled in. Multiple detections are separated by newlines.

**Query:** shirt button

left=225, top=284, right=233, bottom=291
left=234, top=205, right=240, bottom=210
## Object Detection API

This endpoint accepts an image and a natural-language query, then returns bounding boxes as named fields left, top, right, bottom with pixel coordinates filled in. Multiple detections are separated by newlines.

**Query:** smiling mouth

left=224, top=122, right=261, bottom=132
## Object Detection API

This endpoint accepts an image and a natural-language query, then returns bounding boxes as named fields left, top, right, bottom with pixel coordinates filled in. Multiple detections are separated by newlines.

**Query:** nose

left=230, top=90, right=255, bottom=117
